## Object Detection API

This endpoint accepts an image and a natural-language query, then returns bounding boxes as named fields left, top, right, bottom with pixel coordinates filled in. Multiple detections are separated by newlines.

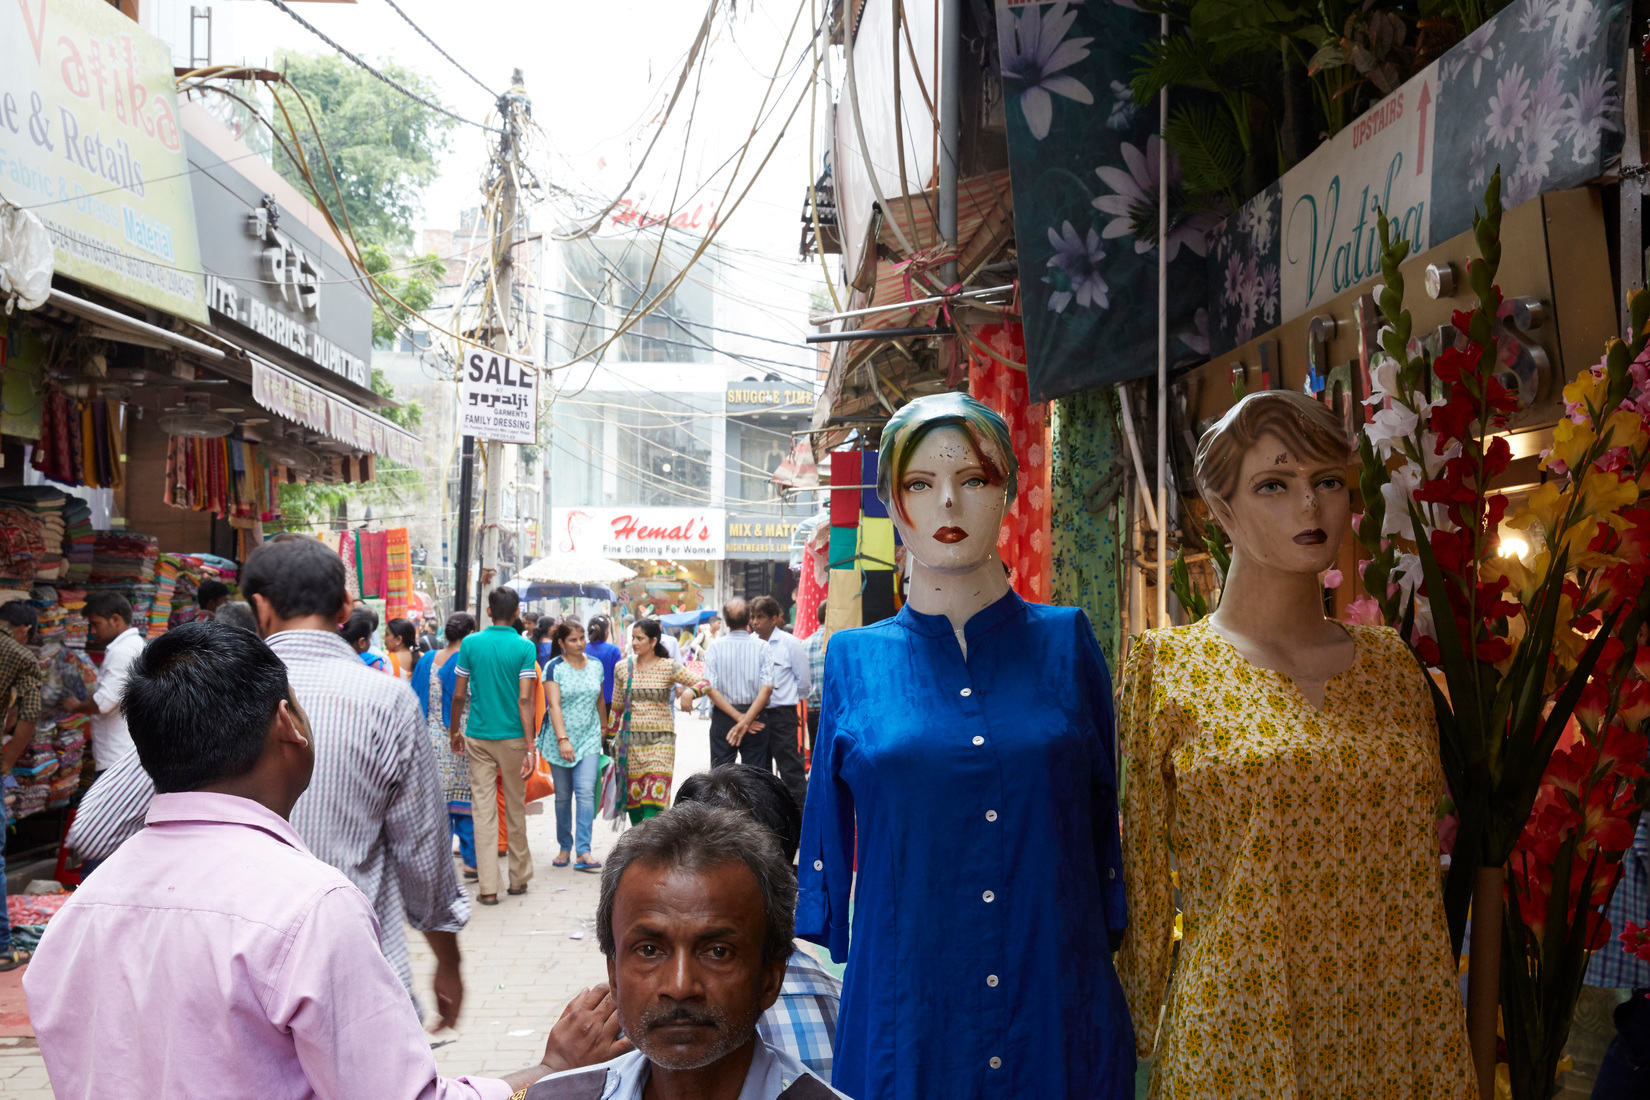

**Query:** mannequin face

left=1209, top=432, right=1350, bottom=575
left=891, top=426, right=1009, bottom=574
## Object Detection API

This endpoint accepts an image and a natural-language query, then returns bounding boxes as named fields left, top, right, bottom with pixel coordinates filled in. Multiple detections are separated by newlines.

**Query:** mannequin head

left=877, top=393, right=1016, bottom=574
left=1195, top=391, right=1354, bottom=576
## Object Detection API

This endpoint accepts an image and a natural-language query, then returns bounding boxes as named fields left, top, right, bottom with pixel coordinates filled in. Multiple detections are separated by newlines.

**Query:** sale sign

left=460, top=346, right=538, bottom=445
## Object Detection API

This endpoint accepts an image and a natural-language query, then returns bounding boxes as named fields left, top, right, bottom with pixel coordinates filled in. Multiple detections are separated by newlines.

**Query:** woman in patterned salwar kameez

left=609, top=618, right=708, bottom=825
left=1117, top=391, right=1475, bottom=1099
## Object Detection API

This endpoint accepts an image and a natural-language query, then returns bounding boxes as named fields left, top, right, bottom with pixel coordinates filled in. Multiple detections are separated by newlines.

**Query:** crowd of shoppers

left=5, top=536, right=838, bottom=1094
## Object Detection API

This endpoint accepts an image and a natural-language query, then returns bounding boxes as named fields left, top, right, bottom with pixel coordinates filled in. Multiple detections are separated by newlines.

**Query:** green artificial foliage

left=1130, top=0, right=1506, bottom=217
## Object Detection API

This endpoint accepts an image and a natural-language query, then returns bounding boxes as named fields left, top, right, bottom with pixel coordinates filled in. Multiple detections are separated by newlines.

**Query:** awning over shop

left=816, top=171, right=1014, bottom=429
left=247, top=356, right=420, bottom=468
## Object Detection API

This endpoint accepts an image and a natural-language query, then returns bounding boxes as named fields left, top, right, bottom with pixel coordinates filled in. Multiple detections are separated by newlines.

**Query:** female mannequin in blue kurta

left=795, top=393, right=1135, bottom=1100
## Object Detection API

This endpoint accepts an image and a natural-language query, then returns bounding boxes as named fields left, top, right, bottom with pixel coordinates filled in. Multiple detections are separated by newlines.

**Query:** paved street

left=0, top=712, right=717, bottom=1096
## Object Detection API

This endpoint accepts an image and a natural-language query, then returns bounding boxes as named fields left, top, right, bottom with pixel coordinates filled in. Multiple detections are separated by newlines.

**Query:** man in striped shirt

left=243, top=535, right=472, bottom=1025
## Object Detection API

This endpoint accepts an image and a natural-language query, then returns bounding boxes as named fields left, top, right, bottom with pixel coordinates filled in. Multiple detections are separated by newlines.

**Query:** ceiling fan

left=158, top=394, right=233, bottom=439
left=261, top=432, right=323, bottom=474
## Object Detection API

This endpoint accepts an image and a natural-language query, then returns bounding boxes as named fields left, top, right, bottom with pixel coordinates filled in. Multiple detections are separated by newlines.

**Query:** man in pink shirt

left=25, top=620, right=567, bottom=1099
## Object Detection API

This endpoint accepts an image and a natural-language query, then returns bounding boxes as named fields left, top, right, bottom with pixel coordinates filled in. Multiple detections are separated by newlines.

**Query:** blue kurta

left=797, top=591, right=1134, bottom=1100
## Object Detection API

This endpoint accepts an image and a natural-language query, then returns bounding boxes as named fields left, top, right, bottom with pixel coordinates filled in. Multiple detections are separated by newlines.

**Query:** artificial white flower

left=1486, top=64, right=1531, bottom=149
left=1043, top=221, right=1109, bottom=312
left=1001, top=1, right=1094, bottom=141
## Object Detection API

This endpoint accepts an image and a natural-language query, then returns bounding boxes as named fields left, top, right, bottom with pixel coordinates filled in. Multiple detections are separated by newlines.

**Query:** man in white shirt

left=63, top=591, right=144, bottom=774
left=729, top=597, right=811, bottom=815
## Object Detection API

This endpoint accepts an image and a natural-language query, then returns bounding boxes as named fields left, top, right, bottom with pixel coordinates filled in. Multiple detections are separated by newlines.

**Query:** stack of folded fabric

left=89, top=532, right=159, bottom=584
left=149, top=556, right=182, bottom=639
left=55, top=586, right=88, bottom=648
left=0, top=488, right=67, bottom=581
left=0, top=505, right=45, bottom=587
left=61, top=498, right=94, bottom=584
left=190, top=552, right=239, bottom=591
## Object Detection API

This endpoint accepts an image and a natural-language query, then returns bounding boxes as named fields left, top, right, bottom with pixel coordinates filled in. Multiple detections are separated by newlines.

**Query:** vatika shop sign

left=2, top=0, right=206, bottom=321
left=460, top=348, right=538, bottom=445
left=1205, top=0, right=1626, bottom=355
left=551, top=507, right=727, bottom=560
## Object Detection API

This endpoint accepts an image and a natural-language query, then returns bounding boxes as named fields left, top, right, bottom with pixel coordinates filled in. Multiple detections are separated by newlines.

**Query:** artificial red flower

left=1434, top=341, right=1483, bottom=387
left=1485, top=435, right=1513, bottom=478
left=1477, top=636, right=1513, bottom=663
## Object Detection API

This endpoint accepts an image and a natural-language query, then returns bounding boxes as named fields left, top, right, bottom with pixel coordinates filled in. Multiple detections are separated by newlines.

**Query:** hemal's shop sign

left=552, top=507, right=727, bottom=560
left=2, top=0, right=206, bottom=320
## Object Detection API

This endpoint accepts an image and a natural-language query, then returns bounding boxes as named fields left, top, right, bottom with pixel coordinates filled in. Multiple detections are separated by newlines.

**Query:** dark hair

left=444, top=612, right=478, bottom=644
left=552, top=619, right=584, bottom=654
left=597, top=803, right=796, bottom=968
left=587, top=614, right=610, bottom=643
left=195, top=579, right=231, bottom=608
left=531, top=617, right=554, bottom=643
left=215, top=601, right=259, bottom=635
left=722, top=597, right=750, bottom=631
left=339, top=608, right=377, bottom=648
left=632, top=618, right=669, bottom=659
left=385, top=617, right=416, bottom=650
left=124, top=620, right=290, bottom=793
left=816, top=602, right=827, bottom=625
left=676, top=765, right=802, bottom=865
left=488, top=587, right=520, bottom=623
left=243, top=535, right=347, bottom=621
left=523, top=611, right=540, bottom=625
left=750, top=595, right=781, bottom=620
left=0, top=601, right=38, bottom=629
left=85, top=591, right=133, bottom=624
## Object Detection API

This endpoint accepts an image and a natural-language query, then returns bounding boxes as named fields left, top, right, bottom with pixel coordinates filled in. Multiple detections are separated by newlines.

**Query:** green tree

left=273, top=51, right=456, bottom=251
left=264, top=52, right=452, bottom=531
left=363, top=244, right=445, bottom=350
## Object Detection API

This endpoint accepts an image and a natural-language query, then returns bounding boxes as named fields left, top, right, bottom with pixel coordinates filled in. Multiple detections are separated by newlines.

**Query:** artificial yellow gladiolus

left=1602, top=409, right=1650, bottom=455
left=1512, top=481, right=1568, bottom=539
left=1543, top=417, right=1598, bottom=473
left=1564, top=369, right=1609, bottom=416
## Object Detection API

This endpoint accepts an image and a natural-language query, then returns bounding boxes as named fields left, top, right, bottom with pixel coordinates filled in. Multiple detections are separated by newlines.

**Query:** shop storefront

left=0, top=0, right=414, bottom=872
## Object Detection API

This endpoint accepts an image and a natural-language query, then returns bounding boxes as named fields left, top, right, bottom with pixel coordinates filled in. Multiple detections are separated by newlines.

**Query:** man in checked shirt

left=0, top=601, right=44, bottom=970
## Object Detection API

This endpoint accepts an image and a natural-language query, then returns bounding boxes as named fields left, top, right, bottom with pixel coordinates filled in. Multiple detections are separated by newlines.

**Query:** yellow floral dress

left=1116, top=620, right=1474, bottom=1100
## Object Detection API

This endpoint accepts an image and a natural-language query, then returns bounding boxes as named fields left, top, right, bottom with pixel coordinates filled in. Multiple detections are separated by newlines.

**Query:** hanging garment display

left=968, top=324, right=1051, bottom=602
left=31, top=390, right=123, bottom=489
left=1049, top=389, right=1125, bottom=669
left=385, top=529, right=411, bottom=621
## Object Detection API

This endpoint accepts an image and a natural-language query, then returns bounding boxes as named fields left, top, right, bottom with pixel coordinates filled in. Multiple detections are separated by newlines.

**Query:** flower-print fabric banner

left=995, top=0, right=1212, bottom=402
left=1207, top=0, right=1626, bottom=356
left=968, top=323, right=1053, bottom=602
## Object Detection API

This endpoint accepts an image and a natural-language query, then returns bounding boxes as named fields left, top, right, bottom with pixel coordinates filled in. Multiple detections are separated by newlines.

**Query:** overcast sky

left=163, top=0, right=832, bottom=294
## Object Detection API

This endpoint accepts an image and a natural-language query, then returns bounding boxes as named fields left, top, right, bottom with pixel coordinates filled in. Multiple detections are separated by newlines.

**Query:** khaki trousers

left=465, top=736, right=533, bottom=895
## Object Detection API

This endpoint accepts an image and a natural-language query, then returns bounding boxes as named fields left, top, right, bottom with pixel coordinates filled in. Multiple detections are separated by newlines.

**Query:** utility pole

left=466, top=68, right=529, bottom=617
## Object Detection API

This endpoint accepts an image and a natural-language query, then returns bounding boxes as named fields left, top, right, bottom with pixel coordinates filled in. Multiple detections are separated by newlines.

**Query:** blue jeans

left=451, top=812, right=475, bottom=870
left=550, top=754, right=598, bottom=856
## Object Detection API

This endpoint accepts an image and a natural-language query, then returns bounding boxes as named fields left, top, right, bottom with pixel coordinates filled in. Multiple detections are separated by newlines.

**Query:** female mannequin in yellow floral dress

left=1116, top=390, right=1474, bottom=1099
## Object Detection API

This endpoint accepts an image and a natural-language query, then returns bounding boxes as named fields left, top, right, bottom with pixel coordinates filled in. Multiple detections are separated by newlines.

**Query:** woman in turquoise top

left=541, top=620, right=608, bottom=871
